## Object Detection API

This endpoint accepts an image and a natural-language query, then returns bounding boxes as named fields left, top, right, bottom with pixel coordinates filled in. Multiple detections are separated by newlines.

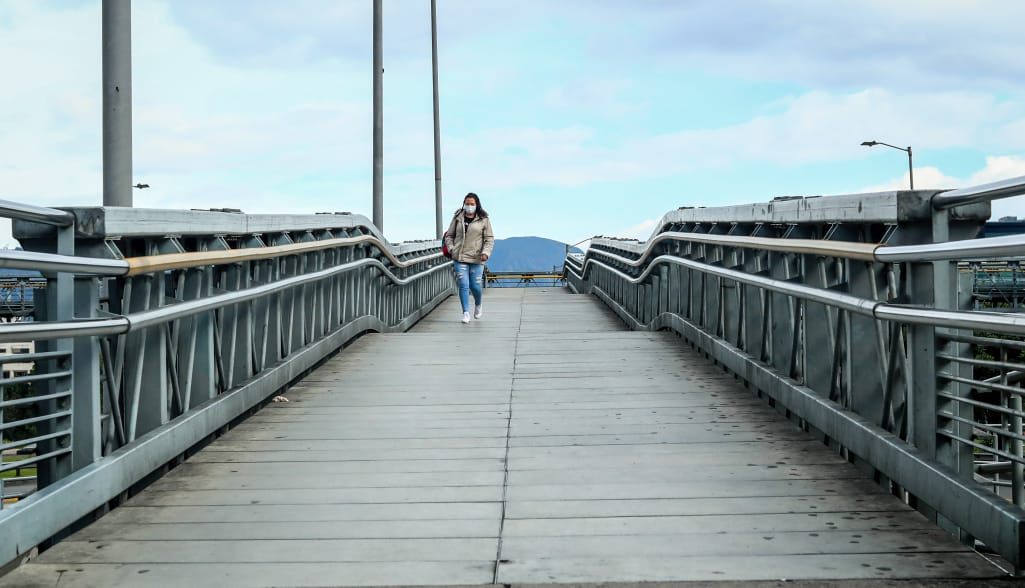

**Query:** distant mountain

left=486, top=236, right=583, bottom=273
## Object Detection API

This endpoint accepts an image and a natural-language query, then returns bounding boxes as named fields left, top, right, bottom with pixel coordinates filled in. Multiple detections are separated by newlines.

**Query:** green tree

left=1, top=380, right=36, bottom=443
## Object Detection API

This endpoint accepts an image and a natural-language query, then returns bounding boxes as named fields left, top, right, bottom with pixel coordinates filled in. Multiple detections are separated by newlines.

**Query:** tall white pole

left=102, top=0, right=133, bottom=207
left=431, top=0, right=443, bottom=239
left=372, top=0, right=384, bottom=232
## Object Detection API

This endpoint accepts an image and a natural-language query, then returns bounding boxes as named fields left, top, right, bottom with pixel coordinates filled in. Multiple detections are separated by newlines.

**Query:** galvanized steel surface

left=0, top=206, right=455, bottom=572
left=0, top=290, right=1004, bottom=586
left=932, top=174, right=1025, bottom=210
left=0, top=248, right=129, bottom=276
left=566, top=199, right=1025, bottom=571
left=0, top=199, right=74, bottom=227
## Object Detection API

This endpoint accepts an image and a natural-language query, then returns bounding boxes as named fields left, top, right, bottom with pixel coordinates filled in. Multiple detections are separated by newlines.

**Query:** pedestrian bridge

left=1, top=180, right=1025, bottom=586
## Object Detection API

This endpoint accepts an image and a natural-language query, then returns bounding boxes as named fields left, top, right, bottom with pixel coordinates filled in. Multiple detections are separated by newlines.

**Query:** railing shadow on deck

left=566, top=176, right=1025, bottom=574
left=0, top=202, right=453, bottom=569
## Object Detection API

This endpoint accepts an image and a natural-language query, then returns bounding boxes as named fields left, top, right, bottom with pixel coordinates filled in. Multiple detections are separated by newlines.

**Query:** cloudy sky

left=2, top=0, right=1024, bottom=249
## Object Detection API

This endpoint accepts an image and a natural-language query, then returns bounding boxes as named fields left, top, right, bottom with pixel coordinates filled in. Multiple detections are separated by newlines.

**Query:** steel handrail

left=124, top=235, right=443, bottom=276
left=587, top=231, right=1025, bottom=268
left=0, top=199, right=74, bottom=227
left=932, top=174, right=1025, bottom=210
left=567, top=253, right=1025, bottom=335
left=0, top=249, right=130, bottom=276
left=876, top=234, right=1025, bottom=262
left=0, top=235, right=442, bottom=278
left=0, top=256, right=451, bottom=343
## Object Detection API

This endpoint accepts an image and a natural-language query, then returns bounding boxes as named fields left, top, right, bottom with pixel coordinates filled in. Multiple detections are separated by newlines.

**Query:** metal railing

left=485, top=270, right=567, bottom=288
left=566, top=177, right=1025, bottom=571
left=0, top=201, right=452, bottom=568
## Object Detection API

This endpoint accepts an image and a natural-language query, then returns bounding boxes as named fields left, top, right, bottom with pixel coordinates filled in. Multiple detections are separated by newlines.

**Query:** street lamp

left=565, top=237, right=591, bottom=257
left=861, top=140, right=914, bottom=190
left=431, top=0, right=443, bottom=240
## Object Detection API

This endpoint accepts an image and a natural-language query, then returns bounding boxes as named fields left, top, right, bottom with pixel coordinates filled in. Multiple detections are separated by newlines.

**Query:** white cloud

left=614, top=219, right=657, bottom=241
left=571, top=0, right=1025, bottom=92
left=544, top=79, right=642, bottom=118
left=857, top=155, right=1025, bottom=220
left=3, top=0, right=1025, bottom=252
left=436, top=89, right=1025, bottom=196
left=152, top=1, right=1025, bottom=96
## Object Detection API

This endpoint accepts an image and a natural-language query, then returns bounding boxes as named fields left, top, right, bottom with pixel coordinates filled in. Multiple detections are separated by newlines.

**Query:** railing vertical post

left=658, top=266, right=669, bottom=320
left=768, top=251, right=792, bottom=375
left=188, top=266, right=217, bottom=406
left=847, top=259, right=885, bottom=426
left=932, top=210, right=975, bottom=538
left=804, top=258, right=832, bottom=397
left=36, top=225, right=76, bottom=487
left=71, top=275, right=101, bottom=471
left=129, top=276, right=168, bottom=437
left=649, top=274, right=659, bottom=327
left=907, top=256, right=938, bottom=492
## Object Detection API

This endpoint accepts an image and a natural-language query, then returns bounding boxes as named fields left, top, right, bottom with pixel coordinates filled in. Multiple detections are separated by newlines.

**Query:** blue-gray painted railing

left=0, top=204, right=451, bottom=567
left=567, top=179, right=1025, bottom=571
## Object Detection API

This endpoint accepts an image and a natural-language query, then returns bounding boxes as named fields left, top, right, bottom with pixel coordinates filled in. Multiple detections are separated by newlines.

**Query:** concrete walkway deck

left=0, top=289, right=1005, bottom=586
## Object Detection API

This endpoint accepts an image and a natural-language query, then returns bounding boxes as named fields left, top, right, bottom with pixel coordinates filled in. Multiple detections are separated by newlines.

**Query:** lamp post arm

left=872, top=141, right=909, bottom=153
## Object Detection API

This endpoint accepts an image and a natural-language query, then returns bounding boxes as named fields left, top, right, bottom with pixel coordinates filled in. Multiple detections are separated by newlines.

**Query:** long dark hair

left=454, top=192, right=489, bottom=218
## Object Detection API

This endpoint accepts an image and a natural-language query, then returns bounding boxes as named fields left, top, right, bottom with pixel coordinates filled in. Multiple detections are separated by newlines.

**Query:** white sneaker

left=461, top=312, right=471, bottom=324
left=473, top=305, right=483, bottom=319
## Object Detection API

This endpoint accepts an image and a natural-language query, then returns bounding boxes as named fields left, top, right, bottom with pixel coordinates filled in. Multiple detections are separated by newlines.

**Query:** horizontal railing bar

left=940, top=333, right=1025, bottom=351
left=0, top=415, right=71, bottom=434
left=0, top=318, right=130, bottom=344
left=0, top=257, right=451, bottom=342
left=588, top=231, right=1025, bottom=268
left=0, top=390, right=72, bottom=409
left=575, top=256, right=879, bottom=316
left=128, top=257, right=449, bottom=330
left=932, top=174, right=1025, bottom=210
left=980, top=478, right=1015, bottom=488
left=571, top=253, right=1025, bottom=334
left=0, top=234, right=441, bottom=279
left=874, top=305, right=1025, bottom=336
left=591, top=232, right=877, bottom=266
left=0, top=350, right=70, bottom=363
left=939, top=430, right=1025, bottom=466
left=0, top=199, right=74, bottom=227
left=0, top=250, right=129, bottom=277
left=938, top=390, right=1025, bottom=418
left=936, top=352, right=1025, bottom=371
left=977, top=461, right=1013, bottom=474
left=0, top=428, right=69, bottom=450
left=876, top=234, right=1025, bottom=262
left=939, top=373, right=1025, bottom=396
left=0, top=370, right=73, bottom=387
left=125, top=235, right=441, bottom=276
left=985, top=371, right=1025, bottom=385
left=0, top=448, right=68, bottom=472
left=940, top=412, right=1025, bottom=449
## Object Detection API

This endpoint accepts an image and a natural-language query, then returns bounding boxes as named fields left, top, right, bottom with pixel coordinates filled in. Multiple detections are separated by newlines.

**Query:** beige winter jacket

left=444, top=212, right=495, bottom=264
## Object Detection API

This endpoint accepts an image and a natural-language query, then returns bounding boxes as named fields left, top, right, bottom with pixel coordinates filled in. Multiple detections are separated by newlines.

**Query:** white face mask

left=463, top=205, right=476, bottom=214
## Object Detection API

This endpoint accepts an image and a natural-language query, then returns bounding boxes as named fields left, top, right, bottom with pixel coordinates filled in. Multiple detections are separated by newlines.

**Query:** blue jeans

left=454, top=262, right=484, bottom=312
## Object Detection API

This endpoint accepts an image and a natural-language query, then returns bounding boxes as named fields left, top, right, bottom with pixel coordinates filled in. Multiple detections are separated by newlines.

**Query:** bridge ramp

left=0, top=289, right=1003, bottom=586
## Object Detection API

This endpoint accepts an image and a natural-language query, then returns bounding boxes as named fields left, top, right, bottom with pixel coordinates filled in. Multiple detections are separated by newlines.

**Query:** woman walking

left=444, top=192, right=495, bottom=324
